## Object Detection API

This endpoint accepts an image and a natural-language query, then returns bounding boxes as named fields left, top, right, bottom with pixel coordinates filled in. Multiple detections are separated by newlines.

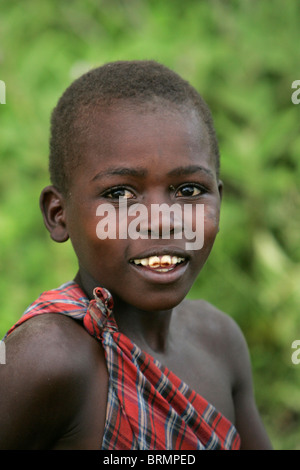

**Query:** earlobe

left=39, top=186, right=69, bottom=243
left=218, top=179, right=223, bottom=201
left=217, top=180, right=223, bottom=234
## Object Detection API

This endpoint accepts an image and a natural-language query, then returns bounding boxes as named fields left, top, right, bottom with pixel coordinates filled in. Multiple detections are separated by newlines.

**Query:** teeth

left=161, top=255, right=172, bottom=266
left=149, top=256, right=160, bottom=267
left=132, top=255, right=185, bottom=268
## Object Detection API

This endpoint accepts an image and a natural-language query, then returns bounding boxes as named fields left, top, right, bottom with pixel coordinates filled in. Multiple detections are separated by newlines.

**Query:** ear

left=217, top=180, right=223, bottom=234
left=218, top=179, right=223, bottom=201
left=39, top=186, right=69, bottom=243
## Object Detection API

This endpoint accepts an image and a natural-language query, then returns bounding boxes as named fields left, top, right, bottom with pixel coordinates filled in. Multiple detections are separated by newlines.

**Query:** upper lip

left=129, top=247, right=190, bottom=261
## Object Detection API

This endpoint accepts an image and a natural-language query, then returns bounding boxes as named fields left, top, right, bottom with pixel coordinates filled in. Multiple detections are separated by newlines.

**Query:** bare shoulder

left=4, top=313, right=105, bottom=382
left=177, top=299, right=255, bottom=409
left=0, top=314, right=107, bottom=449
left=179, top=298, right=248, bottom=363
left=178, top=299, right=272, bottom=449
left=6, top=312, right=101, bottom=357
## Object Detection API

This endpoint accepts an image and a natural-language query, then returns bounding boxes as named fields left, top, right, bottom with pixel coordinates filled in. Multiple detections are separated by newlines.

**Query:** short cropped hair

left=49, top=60, right=220, bottom=195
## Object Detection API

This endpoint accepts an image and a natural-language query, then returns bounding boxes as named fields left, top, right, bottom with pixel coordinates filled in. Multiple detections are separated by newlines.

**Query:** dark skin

left=0, top=103, right=272, bottom=450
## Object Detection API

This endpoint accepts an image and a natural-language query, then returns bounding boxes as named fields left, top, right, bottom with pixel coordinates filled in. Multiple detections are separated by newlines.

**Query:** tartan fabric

left=6, top=281, right=241, bottom=450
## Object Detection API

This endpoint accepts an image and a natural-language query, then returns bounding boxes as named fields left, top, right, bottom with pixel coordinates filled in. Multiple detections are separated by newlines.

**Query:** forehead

left=72, top=102, right=214, bottom=182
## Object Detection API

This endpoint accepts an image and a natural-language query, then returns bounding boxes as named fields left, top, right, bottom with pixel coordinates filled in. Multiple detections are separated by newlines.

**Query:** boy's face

left=62, top=103, right=222, bottom=311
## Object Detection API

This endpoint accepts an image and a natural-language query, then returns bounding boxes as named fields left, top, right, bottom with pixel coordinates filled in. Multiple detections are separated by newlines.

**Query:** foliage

left=0, top=0, right=299, bottom=449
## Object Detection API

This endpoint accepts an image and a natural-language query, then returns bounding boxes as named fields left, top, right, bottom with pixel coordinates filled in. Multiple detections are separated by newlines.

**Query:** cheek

left=183, top=204, right=219, bottom=250
left=202, top=205, right=220, bottom=255
left=190, top=205, right=219, bottom=271
left=204, top=204, right=220, bottom=233
left=66, top=206, right=106, bottom=265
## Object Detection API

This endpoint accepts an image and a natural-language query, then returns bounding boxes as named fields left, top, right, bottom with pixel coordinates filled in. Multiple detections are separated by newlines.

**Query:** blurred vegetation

left=0, top=0, right=299, bottom=449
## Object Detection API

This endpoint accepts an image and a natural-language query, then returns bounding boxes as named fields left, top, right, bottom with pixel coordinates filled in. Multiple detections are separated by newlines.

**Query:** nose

left=130, top=188, right=184, bottom=239
left=147, top=203, right=184, bottom=238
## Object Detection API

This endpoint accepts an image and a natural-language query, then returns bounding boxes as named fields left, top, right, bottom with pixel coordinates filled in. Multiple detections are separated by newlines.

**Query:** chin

left=125, top=290, right=188, bottom=312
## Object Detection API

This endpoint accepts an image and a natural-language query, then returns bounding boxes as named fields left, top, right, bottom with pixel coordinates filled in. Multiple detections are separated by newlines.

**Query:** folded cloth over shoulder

left=6, top=281, right=241, bottom=450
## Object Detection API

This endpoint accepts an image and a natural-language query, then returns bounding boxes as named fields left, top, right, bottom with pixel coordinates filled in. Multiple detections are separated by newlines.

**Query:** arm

left=0, top=315, right=87, bottom=449
left=228, top=319, right=273, bottom=450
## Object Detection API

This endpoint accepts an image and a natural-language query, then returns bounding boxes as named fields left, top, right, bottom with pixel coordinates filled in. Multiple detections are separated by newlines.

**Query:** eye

left=175, top=184, right=203, bottom=198
left=103, top=187, right=135, bottom=200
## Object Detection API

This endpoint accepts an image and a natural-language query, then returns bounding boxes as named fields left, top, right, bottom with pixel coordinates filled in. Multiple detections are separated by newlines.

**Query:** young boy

left=0, top=61, right=272, bottom=450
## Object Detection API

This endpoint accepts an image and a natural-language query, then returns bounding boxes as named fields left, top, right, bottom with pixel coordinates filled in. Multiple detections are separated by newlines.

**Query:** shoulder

left=5, top=312, right=103, bottom=372
left=179, top=298, right=251, bottom=382
left=181, top=298, right=246, bottom=349
left=5, top=312, right=108, bottom=390
left=0, top=314, right=106, bottom=449
left=178, top=299, right=272, bottom=449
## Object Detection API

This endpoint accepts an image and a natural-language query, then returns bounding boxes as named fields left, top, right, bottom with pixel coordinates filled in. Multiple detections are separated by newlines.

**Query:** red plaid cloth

left=6, top=281, right=241, bottom=450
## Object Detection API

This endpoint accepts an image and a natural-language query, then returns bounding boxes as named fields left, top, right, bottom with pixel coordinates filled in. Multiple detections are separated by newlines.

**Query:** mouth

left=128, top=249, right=190, bottom=285
left=129, top=247, right=190, bottom=275
left=130, top=254, right=186, bottom=272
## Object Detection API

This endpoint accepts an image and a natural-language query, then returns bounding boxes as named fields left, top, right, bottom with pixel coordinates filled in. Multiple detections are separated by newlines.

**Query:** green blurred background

left=0, top=0, right=299, bottom=449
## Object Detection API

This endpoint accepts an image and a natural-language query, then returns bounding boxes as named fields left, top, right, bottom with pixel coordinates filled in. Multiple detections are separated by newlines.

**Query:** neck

left=114, top=297, right=173, bottom=353
left=74, top=269, right=173, bottom=354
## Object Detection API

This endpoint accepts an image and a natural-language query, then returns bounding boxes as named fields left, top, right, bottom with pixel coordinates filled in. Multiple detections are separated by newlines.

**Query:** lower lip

left=129, top=261, right=189, bottom=284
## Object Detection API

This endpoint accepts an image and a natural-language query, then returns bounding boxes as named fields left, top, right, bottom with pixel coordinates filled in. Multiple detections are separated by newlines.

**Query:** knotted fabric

left=5, top=281, right=241, bottom=450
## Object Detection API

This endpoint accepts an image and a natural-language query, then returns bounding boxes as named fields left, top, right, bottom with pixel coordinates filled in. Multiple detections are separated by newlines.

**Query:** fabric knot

left=83, top=286, right=117, bottom=340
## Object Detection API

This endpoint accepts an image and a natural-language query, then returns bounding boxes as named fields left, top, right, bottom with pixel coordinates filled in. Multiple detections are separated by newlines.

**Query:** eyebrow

left=91, top=164, right=214, bottom=182
left=91, top=167, right=148, bottom=181
left=167, top=165, right=214, bottom=178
